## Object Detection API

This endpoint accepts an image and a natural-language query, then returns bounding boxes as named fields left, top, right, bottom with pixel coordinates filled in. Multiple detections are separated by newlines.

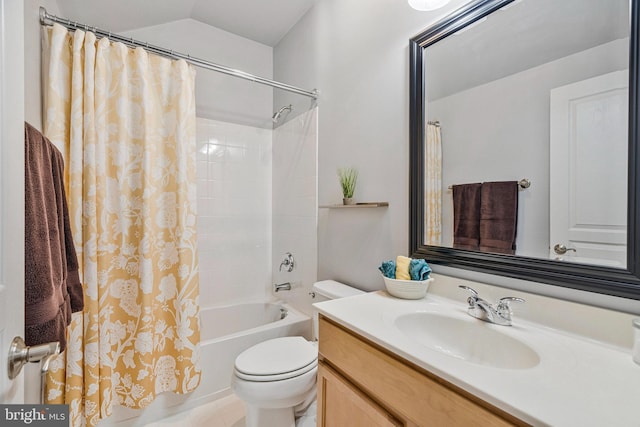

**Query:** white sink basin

left=394, top=312, right=540, bottom=369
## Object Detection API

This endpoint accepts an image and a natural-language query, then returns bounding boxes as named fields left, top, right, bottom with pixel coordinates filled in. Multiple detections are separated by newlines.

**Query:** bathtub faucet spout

left=274, top=282, right=291, bottom=292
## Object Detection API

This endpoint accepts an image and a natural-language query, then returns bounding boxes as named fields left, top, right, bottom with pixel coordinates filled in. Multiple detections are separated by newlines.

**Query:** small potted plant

left=338, top=167, right=358, bottom=205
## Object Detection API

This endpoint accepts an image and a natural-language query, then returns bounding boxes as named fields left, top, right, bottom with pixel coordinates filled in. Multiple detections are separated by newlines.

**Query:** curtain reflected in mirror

left=422, top=0, right=629, bottom=269
left=424, top=121, right=442, bottom=246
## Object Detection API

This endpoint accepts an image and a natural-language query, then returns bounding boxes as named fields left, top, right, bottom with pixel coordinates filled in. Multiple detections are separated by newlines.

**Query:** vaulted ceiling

left=54, top=0, right=316, bottom=46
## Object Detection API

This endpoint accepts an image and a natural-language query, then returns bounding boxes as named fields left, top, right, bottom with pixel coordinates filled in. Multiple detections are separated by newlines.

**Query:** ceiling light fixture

left=408, top=0, right=451, bottom=11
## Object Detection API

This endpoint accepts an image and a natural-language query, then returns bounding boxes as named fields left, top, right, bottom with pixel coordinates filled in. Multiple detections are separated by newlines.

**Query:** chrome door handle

left=7, top=337, right=59, bottom=380
left=553, top=244, right=576, bottom=255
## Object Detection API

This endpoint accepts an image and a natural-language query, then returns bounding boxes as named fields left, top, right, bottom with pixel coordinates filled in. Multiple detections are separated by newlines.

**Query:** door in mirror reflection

left=549, top=70, right=628, bottom=268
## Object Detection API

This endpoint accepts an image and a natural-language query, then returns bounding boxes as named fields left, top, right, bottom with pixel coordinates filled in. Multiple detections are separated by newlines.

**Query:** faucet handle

left=458, top=285, right=479, bottom=306
left=279, top=252, right=295, bottom=272
left=498, top=296, right=525, bottom=305
left=496, top=296, right=525, bottom=318
left=458, top=285, right=478, bottom=297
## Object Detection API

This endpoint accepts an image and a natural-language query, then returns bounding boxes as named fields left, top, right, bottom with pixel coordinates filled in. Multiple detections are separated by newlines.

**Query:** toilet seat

left=235, top=359, right=317, bottom=382
left=235, top=337, right=318, bottom=382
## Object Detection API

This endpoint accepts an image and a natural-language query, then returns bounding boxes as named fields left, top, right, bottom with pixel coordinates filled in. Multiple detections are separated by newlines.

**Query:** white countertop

left=314, top=290, right=640, bottom=426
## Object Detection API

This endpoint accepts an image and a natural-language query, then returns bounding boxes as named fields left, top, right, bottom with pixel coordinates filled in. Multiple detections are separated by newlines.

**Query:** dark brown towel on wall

left=24, top=122, right=83, bottom=352
left=452, top=183, right=482, bottom=250
left=479, top=181, right=519, bottom=255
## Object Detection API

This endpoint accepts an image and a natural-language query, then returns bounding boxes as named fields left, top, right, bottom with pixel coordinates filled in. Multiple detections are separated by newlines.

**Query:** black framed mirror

left=409, top=0, right=640, bottom=300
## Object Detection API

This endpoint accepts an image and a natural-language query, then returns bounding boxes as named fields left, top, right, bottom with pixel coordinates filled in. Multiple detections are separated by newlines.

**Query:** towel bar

left=448, top=178, right=530, bottom=190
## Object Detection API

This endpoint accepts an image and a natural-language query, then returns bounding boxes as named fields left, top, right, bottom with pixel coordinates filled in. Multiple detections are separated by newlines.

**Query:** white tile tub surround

left=272, top=108, right=319, bottom=318
left=196, top=118, right=273, bottom=307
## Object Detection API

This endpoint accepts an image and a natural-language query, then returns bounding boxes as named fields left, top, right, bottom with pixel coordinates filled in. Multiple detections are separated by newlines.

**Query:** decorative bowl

left=383, top=276, right=434, bottom=300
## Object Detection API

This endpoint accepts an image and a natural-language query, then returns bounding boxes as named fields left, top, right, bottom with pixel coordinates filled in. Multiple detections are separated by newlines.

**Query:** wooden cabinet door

left=317, top=361, right=402, bottom=427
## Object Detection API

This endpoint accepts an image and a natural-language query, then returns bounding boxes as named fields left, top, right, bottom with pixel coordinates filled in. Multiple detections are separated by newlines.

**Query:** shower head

left=272, top=104, right=293, bottom=123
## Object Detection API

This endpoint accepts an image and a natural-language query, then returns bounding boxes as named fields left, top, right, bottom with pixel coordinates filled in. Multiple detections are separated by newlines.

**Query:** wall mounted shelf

left=319, top=202, right=389, bottom=209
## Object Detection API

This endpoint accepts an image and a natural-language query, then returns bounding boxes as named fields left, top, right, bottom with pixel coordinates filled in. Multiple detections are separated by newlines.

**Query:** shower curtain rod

left=39, top=7, right=319, bottom=100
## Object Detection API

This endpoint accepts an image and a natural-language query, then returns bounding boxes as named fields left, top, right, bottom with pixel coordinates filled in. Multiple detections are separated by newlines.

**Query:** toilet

left=231, top=280, right=364, bottom=427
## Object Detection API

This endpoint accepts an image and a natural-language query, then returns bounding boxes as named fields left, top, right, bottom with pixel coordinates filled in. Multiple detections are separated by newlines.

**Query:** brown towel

left=452, top=183, right=482, bottom=250
left=479, top=181, right=518, bottom=255
left=25, top=122, right=83, bottom=352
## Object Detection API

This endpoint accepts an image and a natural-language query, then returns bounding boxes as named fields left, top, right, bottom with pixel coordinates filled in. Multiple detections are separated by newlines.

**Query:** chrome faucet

left=274, top=282, right=291, bottom=292
left=458, top=285, right=524, bottom=326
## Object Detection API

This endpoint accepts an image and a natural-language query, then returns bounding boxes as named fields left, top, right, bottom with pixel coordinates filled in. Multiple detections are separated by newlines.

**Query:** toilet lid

left=235, top=337, right=317, bottom=378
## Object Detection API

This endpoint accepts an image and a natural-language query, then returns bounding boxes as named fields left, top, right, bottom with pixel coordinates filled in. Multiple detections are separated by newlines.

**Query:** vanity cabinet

left=317, top=362, right=402, bottom=426
left=317, top=315, right=527, bottom=427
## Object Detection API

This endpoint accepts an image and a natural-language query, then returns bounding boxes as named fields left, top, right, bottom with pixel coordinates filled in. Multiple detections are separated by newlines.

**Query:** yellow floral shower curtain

left=41, top=24, right=201, bottom=426
left=425, top=122, right=442, bottom=245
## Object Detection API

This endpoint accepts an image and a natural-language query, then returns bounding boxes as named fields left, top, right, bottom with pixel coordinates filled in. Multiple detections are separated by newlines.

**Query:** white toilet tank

left=312, top=280, right=364, bottom=339
left=313, top=280, right=364, bottom=302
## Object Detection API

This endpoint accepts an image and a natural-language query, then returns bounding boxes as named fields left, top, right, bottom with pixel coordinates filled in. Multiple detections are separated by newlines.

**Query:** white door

left=549, top=70, right=627, bottom=267
left=0, top=0, right=25, bottom=403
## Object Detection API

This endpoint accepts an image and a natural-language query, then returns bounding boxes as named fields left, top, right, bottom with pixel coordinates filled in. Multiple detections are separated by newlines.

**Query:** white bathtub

left=100, top=301, right=311, bottom=426
left=197, top=302, right=312, bottom=403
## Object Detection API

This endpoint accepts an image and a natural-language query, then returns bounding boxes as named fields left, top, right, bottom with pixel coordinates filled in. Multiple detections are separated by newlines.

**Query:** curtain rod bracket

left=39, top=7, right=48, bottom=25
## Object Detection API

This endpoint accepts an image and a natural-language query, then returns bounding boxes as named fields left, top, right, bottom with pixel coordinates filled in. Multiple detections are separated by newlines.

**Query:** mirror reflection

left=423, top=0, right=629, bottom=268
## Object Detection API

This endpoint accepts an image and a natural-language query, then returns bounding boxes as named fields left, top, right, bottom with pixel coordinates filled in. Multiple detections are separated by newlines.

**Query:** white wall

left=274, top=0, right=468, bottom=291
left=25, top=0, right=60, bottom=129
left=122, top=19, right=274, bottom=129
left=274, top=0, right=638, bottom=312
left=272, top=108, right=318, bottom=317
left=432, top=38, right=628, bottom=258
